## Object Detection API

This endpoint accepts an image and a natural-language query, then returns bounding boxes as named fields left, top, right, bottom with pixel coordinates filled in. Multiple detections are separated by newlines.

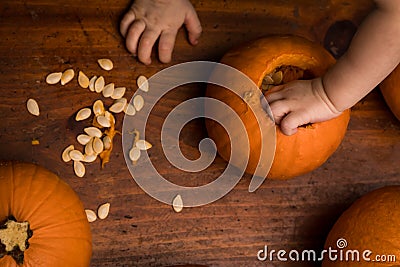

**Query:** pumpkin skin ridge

left=4, top=163, right=14, bottom=221
left=11, top=166, right=62, bottom=226
left=27, top=239, right=91, bottom=265
left=9, top=162, right=37, bottom=221
left=27, top=186, right=84, bottom=230
left=32, top=217, right=89, bottom=234
left=206, top=36, right=350, bottom=180
left=15, top=176, right=62, bottom=224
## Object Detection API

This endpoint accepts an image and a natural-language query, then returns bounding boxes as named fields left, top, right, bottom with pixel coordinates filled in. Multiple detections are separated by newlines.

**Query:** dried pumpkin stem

left=0, top=216, right=32, bottom=265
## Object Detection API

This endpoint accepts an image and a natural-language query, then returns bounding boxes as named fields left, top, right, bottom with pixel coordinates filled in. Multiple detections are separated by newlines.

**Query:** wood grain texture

left=0, top=0, right=399, bottom=266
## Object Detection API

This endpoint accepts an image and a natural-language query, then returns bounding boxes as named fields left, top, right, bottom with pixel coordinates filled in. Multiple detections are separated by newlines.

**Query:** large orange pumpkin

left=380, top=64, right=400, bottom=120
left=322, top=186, right=400, bottom=266
left=0, top=161, right=92, bottom=266
left=205, top=36, right=350, bottom=179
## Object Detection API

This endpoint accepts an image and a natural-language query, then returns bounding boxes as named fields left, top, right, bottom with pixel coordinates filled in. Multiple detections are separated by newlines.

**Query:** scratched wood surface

left=1, top=0, right=399, bottom=266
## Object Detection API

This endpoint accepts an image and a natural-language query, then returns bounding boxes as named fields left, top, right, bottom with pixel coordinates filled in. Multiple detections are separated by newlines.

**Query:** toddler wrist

left=313, top=77, right=342, bottom=115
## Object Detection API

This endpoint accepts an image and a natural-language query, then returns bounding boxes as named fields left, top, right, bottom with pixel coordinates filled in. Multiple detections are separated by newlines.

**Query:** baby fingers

left=158, top=30, right=178, bottom=63
left=120, top=9, right=136, bottom=37
left=279, top=111, right=311, bottom=136
left=138, top=29, right=162, bottom=65
left=185, top=8, right=202, bottom=45
left=125, top=19, right=146, bottom=56
left=268, top=100, right=291, bottom=125
left=264, top=86, right=285, bottom=103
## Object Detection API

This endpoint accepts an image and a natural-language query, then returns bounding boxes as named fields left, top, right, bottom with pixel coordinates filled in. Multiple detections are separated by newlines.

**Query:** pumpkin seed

left=104, top=111, right=115, bottom=125
left=77, top=134, right=92, bottom=145
left=97, top=115, right=111, bottom=128
left=261, top=83, right=275, bottom=91
left=111, top=87, right=126, bottom=100
left=172, top=194, right=183, bottom=213
left=61, top=69, right=75, bottom=85
left=95, top=76, right=105, bottom=93
left=89, top=76, right=97, bottom=92
left=103, top=135, right=111, bottom=150
left=75, top=107, right=92, bottom=121
left=137, top=75, right=149, bottom=92
left=97, top=202, right=110, bottom=219
left=263, top=75, right=274, bottom=85
left=85, top=209, right=97, bottom=222
left=136, top=140, right=152, bottom=150
left=272, top=71, right=283, bottom=85
left=84, top=127, right=102, bottom=138
left=27, top=98, right=40, bottom=116
left=133, top=95, right=144, bottom=111
left=109, top=98, right=127, bottom=113
left=93, top=99, right=105, bottom=116
left=85, top=138, right=95, bottom=156
left=97, top=58, right=113, bottom=71
left=78, top=71, right=90, bottom=88
left=82, top=154, right=97, bottom=163
left=93, top=137, right=104, bottom=154
left=73, top=160, right=85, bottom=177
left=62, top=145, right=75, bottom=162
left=102, top=83, right=114, bottom=98
left=69, top=150, right=84, bottom=161
left=129, top=146, right=141, bottom=162
left=46, top=72, right=62, bottom=84
left=124, top=103, right=136, bottom=116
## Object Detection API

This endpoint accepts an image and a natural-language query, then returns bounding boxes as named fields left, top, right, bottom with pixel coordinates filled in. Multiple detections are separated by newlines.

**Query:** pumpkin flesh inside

left=0, top=217, right=32, bottom=265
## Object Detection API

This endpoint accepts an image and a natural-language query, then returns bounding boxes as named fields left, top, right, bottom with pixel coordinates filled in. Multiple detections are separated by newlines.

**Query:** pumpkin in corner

left=0, top=161, right=92, bottom=266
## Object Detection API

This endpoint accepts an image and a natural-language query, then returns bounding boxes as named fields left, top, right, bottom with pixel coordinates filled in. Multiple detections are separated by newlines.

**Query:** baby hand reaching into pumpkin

left=265, top=78, right=341, bottom=135
left=120, top=0, right=202, bottom=65
left=266, top=0, right=400, bottom=136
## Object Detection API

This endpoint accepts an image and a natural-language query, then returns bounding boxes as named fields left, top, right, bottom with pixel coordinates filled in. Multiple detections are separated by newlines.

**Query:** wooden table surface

left=1, top=0, right=399, bottom=266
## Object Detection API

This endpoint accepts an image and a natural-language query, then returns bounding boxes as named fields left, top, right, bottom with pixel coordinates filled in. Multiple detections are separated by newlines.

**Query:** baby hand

left=120, top=0, right=202, bottom=65
left=265, top=77, right=342, bottom=136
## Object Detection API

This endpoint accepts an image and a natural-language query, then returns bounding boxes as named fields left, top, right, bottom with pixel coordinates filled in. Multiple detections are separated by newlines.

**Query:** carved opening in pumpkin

left=261, top=65, right=314, bottom=90
left=0, top=216, right=33, bottom=265
left=261, top=65, right=315, bottom=128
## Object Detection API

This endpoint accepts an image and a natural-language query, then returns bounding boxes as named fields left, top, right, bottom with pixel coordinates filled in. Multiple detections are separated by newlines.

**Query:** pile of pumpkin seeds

left=52, top=58, right=150, bottom=177
left=26, top=58, right=152, bottom=178
left=26, top=58, right=185, bottom=213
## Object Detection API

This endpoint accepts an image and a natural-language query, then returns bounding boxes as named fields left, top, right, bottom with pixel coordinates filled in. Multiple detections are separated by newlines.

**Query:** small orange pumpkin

left=206, top=36, right=350, bottom=179
left=322, top=186, right=400, bottom=266
left=380, top=64, right=400, bottom=120
left=0, top=161, right=92, bottom=266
